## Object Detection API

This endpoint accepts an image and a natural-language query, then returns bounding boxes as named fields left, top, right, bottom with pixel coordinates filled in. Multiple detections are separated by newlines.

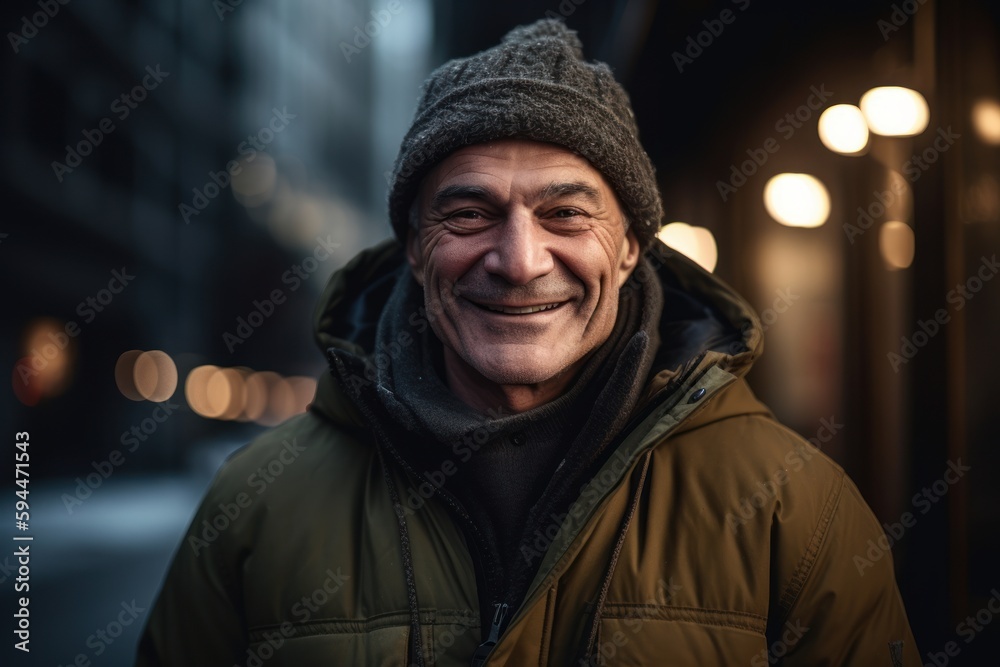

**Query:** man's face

left=407, top=139, right=640, bottom=403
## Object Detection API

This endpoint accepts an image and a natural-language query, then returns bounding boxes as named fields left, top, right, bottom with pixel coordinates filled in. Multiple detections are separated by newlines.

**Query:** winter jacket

left=137, top=238, right=920, bottom=666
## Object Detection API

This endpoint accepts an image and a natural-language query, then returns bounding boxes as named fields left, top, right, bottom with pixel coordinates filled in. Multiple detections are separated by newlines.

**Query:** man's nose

left=482, top=212, right=554, bottom=286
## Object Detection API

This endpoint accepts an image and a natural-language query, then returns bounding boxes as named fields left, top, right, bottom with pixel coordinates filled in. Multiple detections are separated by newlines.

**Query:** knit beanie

left=388, top=18, right=664, bottom=248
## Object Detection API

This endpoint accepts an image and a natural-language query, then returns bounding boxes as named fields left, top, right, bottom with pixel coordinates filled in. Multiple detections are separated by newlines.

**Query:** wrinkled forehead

left=412, top=138, right=627, bottom=218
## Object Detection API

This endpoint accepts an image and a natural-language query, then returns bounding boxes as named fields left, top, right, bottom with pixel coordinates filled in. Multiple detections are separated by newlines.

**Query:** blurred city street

left=3, top=0, right=999, bottom=664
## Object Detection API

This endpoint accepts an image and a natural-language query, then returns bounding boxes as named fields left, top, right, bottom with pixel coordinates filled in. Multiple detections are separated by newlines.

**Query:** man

left=138, top=19, right=920, bottom=666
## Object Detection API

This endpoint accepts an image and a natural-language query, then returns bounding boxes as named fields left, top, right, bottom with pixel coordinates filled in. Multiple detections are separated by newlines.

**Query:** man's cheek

left=424, top=291, right=450, bottom=328
left=588, top=290, right=620, bottom=339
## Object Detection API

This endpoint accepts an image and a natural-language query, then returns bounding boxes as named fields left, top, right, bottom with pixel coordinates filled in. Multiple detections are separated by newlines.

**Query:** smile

left=473, top=301, right=564, bottom=315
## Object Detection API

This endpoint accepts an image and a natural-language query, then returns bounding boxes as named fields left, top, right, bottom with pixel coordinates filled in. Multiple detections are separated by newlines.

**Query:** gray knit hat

left=388, top=18, right=663, bottom=248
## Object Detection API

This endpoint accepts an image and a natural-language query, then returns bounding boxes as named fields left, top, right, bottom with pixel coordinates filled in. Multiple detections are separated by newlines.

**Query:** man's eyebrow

left=428, top=181, right=604, bottom=211
left=537, top=181, right=603, bottom=206
left=429, top=184, right=496, bottom=210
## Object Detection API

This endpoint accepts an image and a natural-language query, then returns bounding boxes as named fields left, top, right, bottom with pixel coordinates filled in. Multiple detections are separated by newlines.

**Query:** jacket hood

left=311, top=237, right=763, bottom=426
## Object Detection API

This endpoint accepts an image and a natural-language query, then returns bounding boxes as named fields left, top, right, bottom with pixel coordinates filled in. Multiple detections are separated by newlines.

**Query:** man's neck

left=442, top=347, right=586, bottom=414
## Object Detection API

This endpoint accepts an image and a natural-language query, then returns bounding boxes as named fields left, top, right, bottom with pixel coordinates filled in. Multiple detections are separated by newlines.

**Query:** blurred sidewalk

left=1, top=441, right=241, bottom=667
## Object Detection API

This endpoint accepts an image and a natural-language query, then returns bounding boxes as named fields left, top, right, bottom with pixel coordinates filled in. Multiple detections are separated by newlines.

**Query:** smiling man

left=139, top=19, right=919, bottom=666
left=408, top=140, right=640, bottom=412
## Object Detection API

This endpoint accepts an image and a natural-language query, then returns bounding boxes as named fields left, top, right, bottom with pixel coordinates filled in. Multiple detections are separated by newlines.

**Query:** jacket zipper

left=490, top=357, right=718, bottom=636
left=469, top=602, right=508, bottom=667
left=336, top=366, right=505, bottom=665
left=455, top=359, right=713, bottom=663
left=359, top=351, right=717, bottom=663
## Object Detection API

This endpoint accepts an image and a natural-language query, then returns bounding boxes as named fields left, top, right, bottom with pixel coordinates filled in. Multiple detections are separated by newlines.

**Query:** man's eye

left=443, top=210, right=492, bottom=232
left=553, top=208, right=583, bottom=218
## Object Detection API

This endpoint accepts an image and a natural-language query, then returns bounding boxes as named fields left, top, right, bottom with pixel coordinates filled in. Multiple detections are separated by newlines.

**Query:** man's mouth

left=470, top=301, right=564, bottom=315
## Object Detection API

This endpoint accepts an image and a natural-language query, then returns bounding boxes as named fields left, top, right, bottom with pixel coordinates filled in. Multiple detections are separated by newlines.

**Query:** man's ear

left=405, top=227, right=425, bottom=286
left=617, top=228, right=641, bottom=288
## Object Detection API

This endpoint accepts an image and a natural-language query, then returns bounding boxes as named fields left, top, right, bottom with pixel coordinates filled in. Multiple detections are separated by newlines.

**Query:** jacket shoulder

left=137, top=411, right=383, bottom=666
left=638, top=382, right=918, bottom=661
left=662, top=378, right=849, bottom=506
left=207, top=408, right=373, bottom=500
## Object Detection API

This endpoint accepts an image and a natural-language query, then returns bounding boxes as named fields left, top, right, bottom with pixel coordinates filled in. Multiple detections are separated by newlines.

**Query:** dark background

left=2, top=0, right=998, bottom=664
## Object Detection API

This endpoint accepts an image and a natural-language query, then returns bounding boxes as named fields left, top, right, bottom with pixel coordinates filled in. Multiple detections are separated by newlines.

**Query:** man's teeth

left=484, top=302, right=560, bottom=314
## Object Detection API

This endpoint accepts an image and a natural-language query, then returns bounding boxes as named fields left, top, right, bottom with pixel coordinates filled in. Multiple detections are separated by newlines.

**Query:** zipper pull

left=470, top=602, right=509, bottom=667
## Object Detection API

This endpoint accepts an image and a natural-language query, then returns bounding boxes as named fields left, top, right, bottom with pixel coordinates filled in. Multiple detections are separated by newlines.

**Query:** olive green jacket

left=137, top=240, right=920, bottom=666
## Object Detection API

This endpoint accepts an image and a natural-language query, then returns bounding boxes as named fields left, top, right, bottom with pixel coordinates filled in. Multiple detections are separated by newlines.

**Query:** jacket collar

left=310, top=237, right=764, bottom=431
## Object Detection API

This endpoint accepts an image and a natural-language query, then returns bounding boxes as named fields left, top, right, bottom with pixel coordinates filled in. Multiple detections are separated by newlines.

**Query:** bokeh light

left=656, top=222, right=718, bottom=272
left=186, top=365, right=221, bottom=418
left=763, top=174, right=831, bottom=228
left=217, top=368, right=248, bottom=421
left=133, top=350, right=178, bottom=402
left=971, top=98, right=1000, bottom=145
left=13, top=318, right=76, bottom=406
left=232, top=153, right=277, bottom=208
left=241, top=371, right=277, bottom=422
left=260, top=376, right=298, bottom=426
left=860, top=87, right=930, bottom=137
left=818, top=104, right=869, bottom=154
left=879, top=221, right=916, bottom=270
left=115, top=350, right=144, bottom=401
left=184, top=365, right=313, bottom=424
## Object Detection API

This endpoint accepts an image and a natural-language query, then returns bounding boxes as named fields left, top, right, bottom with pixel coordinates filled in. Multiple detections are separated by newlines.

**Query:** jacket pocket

left=247, top=619, right=409, bottom=666
left=246, top=609, right=482, bottom=666
left=592, top=605, right=768, bottom=666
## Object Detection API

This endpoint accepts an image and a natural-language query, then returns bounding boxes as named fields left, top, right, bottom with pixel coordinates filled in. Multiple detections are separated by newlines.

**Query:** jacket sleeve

left=135, top=460, right=252, bottom=667
left=778, top=475, right=921, bottom=666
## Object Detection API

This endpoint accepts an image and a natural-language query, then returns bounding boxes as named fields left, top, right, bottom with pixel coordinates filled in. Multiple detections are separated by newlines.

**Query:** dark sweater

left=364, top=262, right=662, bottom=606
